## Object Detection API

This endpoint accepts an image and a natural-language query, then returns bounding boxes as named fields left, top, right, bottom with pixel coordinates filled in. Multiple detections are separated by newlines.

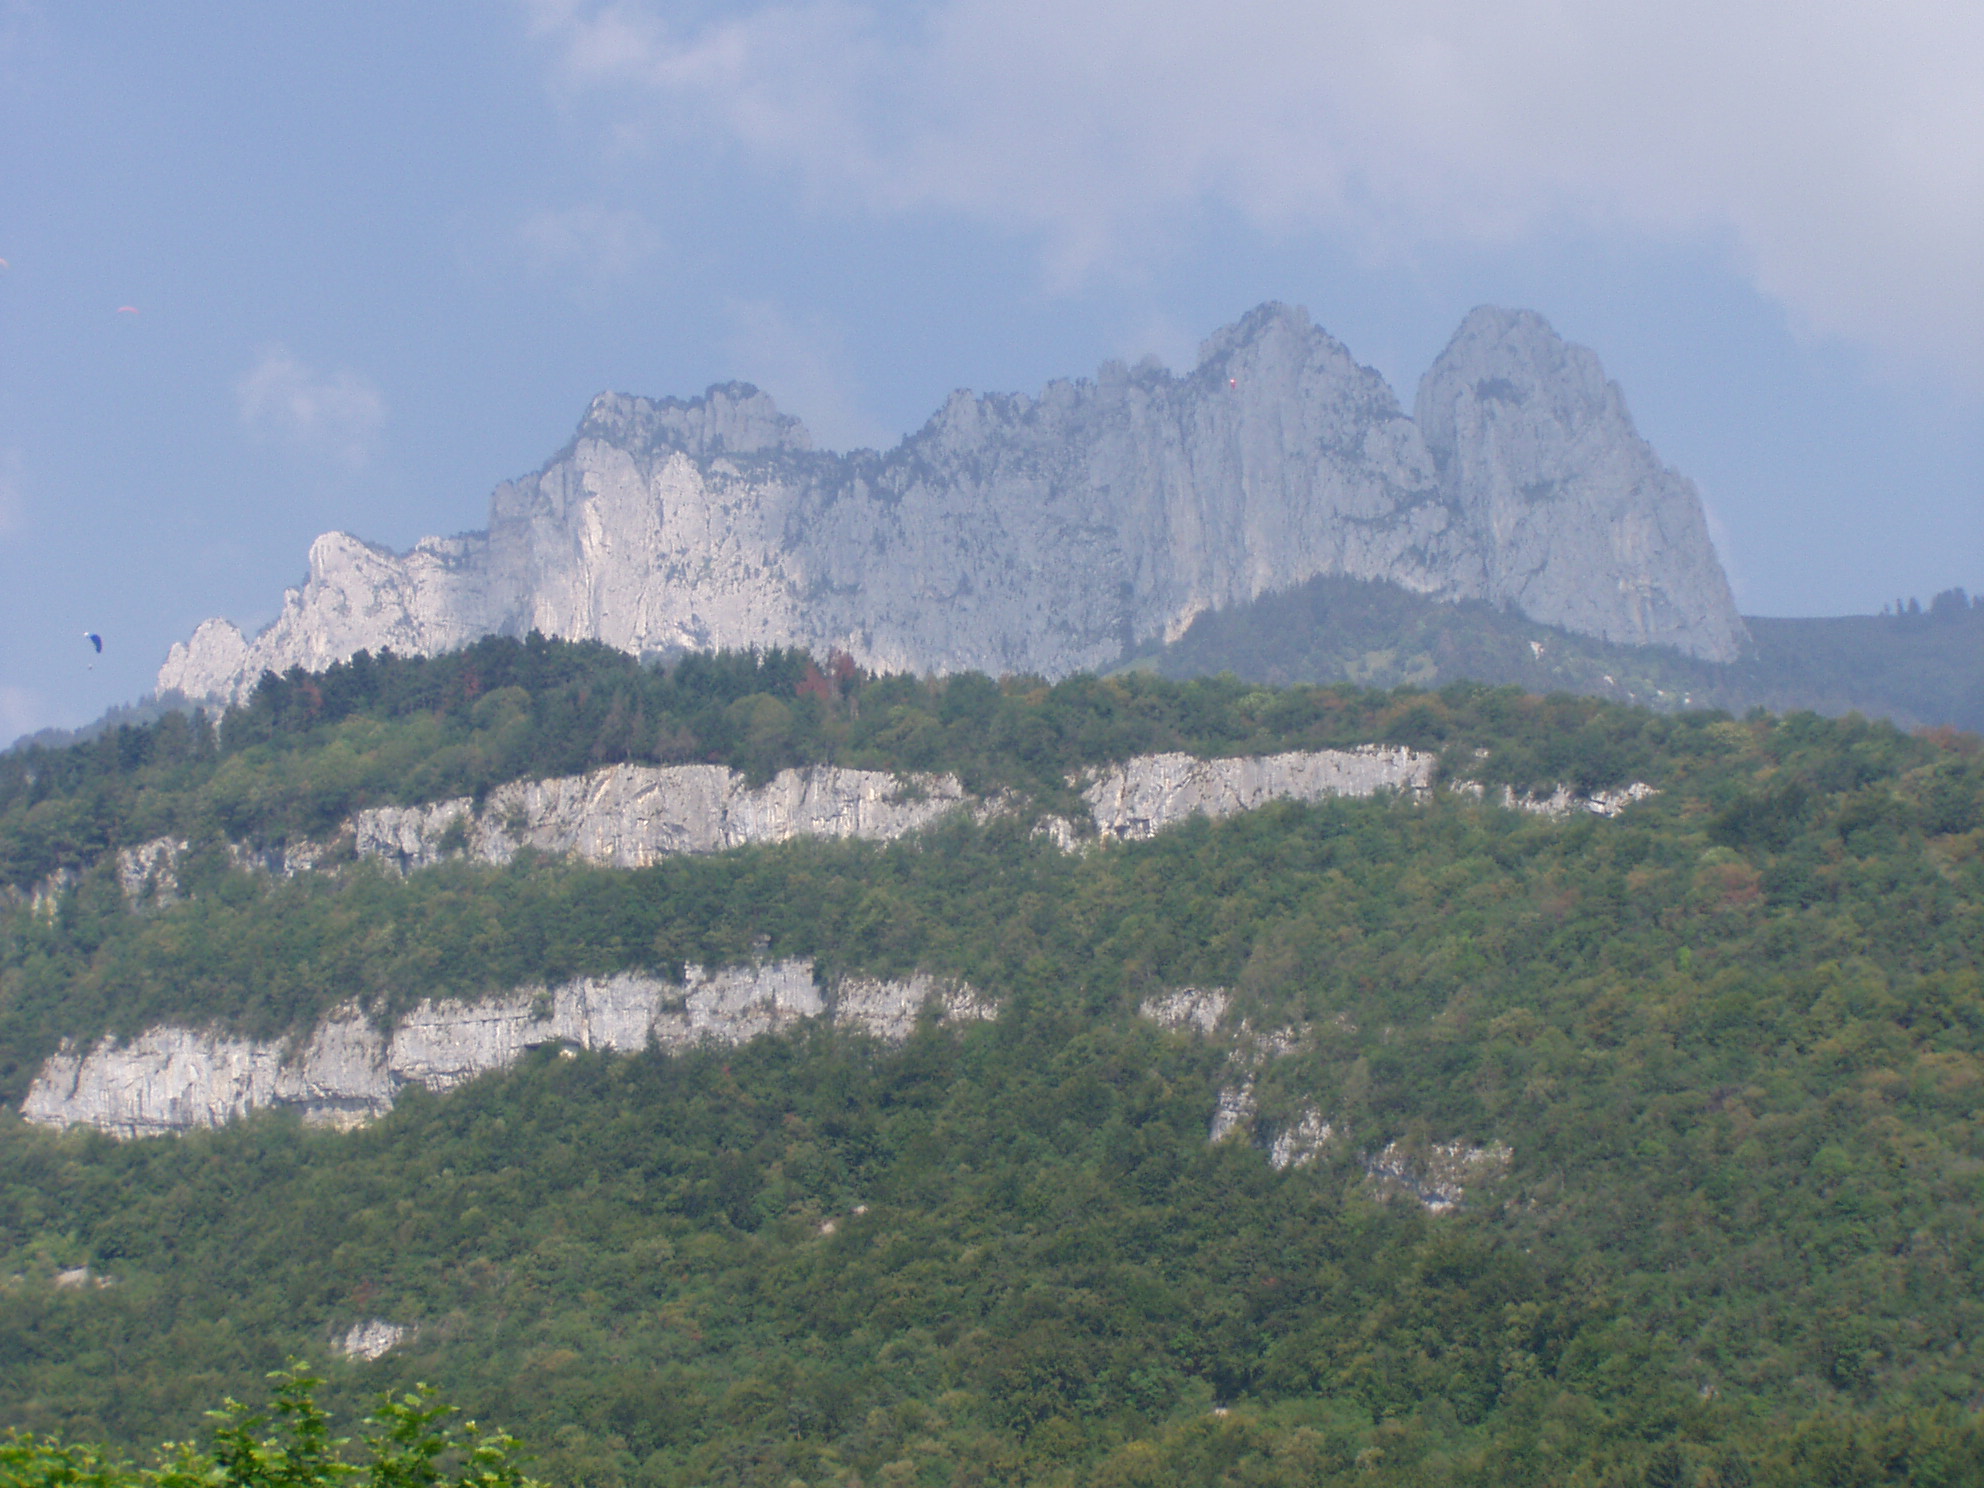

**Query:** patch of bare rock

left=22, top=961, right=989, bottom=1139
left=335, top=1319, right=412, bottom=1362
left=1137, top=987, right=1511, bottom=1211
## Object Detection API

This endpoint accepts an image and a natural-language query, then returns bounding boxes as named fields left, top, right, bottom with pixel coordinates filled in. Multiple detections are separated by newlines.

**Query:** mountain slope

left=3, top=645, right=1982, bottom=1486
left=155, top=305, right=1744, bottom=707
left=1132, top=576, right=1984, bottom=730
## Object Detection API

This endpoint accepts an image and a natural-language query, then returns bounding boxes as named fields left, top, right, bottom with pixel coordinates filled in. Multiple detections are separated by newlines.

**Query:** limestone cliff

left=158, top=305, right=1745, bottom=706
left=1079, top=746, right=1434, bottom=842
left=22, top=747, right=1651, bottom=914
left=351, top=762, right=979, bottom=872
left=1416, top=308, right=1744, bottom=659
left=21, top=960, right=988, bottom=1137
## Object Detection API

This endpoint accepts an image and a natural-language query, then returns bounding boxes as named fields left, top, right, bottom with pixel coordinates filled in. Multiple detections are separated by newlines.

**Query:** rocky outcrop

left=116, top=838, right=186, bottom=905
left=352, top=762, right=977, bottom=872
left=1081, top=747, right=1434, bottom=842
left=7, top=750, right=1655, bottom=917
left=1133, top=990, right=1506, bottom=1204
left=21, top=960, right=989, bottom=1138
left=1268, top=1109, right=1335, bottom=1171
left=1417, top=308, right=1745, bottom=662
left=1363, top=1140, right=1512, bottom=1212
left=158, top=305, right=1745, bottom=707
left=1138, top=987, right=1232, bottom=1036
left=1503, top=780, right=1660, bottom=818
left=1208, top=1083, right=1258, bottom=1145
left=336, top=1320, right=411, bottom=1362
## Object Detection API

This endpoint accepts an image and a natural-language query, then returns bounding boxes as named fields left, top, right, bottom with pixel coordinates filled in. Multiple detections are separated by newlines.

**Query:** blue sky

left=2, top=0, right=1979, bottom=739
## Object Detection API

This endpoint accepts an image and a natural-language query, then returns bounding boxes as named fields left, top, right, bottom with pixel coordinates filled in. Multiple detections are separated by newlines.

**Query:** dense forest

left=2, top=637, right=1690, bottom=895
left=2, top=641, right=1981, bottom=1487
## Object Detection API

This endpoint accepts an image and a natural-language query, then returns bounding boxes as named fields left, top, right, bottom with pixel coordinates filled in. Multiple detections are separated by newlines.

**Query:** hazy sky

left=2, top=1, right=1979, bottom=739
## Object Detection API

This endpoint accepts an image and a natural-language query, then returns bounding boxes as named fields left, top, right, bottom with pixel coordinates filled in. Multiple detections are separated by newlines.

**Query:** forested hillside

left=1134, top=576, right=1984, bottom=732
left=3, top=642, right=1981, bottom=1487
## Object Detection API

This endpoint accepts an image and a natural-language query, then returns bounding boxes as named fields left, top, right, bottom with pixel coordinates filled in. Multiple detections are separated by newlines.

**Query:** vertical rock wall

left=157, top=304, right=1747, bottom=707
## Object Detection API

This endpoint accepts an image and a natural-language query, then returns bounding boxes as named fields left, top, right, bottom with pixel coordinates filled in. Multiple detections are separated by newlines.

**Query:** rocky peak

left=1415, top=306, right=1748, bottom=661
left=1194, top=300, right=1314, bottom=370
left=579, top=383, right=813, bottom=458
left=153, top=301, right=1750, bottom=706
left=1416, top=306, right=1624, bottom=475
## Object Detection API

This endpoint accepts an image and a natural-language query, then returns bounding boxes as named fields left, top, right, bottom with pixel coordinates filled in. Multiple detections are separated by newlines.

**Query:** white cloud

left=526, top=0, right=1984, bottom=386
left=235, top=346, right=387, bottom=468
left=723, top=299, right=892, bottom=450
left=519, top=203, right=660, bottom=280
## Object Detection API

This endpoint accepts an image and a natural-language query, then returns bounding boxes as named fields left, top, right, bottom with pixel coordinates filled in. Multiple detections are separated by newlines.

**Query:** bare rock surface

left=1501, top=780, right=1661, bottom=818
left=1363, top=1140, right=1513, bottom=1212
left=1138, top=987, right=1233, bottom=1035
left=1416, top=308, right=1745, bottom=662
left=1268, top=1108, right=1336, bottom=1170
left=10, top=750, right=1654, bottom=917
left=1082, top=747, right=1435, bottom=842
left=158, top=305, right=1745, bottom=706
left=352, top=762, right=974, bottom=872
left=21, top=961, right=987, bottom=1138
left=336, top=1320, right=411, bottom=1362
left=1134, top=992, right=1507, bottom=1204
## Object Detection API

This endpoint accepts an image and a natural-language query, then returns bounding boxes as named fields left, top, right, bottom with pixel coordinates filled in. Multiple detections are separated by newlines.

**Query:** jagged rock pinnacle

left=1416, top=307, right=1746, bottom=661
left=157, top=304, right=1746, bottom=705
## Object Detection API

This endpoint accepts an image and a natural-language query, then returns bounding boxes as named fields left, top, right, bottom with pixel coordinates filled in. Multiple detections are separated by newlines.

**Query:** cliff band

left=21, top=962, right=992, bottom=1137
left=159, top=303, right=1746, bottom=704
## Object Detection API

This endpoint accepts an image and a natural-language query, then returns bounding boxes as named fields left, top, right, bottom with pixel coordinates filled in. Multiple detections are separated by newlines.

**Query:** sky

left=1, top=0, right=1979, bottom=741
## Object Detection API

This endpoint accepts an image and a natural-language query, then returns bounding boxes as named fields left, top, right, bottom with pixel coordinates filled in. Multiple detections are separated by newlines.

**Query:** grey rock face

left=352, top=749, right=1439, bottom=873
left=1268, top=1109, right=1336, bottom=1171
left=1133, top=992, right=1506, bottom=1202
left=336, top=1320, right=411, bottom=1362
left=352, top=762, right=978, bottom=872
left=1080, top=746, right=1435, bottom=841
left=21, top=960, right=989, bottom=1138
left=1416, top=307, right=1746, bottom=661
left=1137, top=987, right=1233, bottom=1036
left=157, top=305, right=1745, bottom=705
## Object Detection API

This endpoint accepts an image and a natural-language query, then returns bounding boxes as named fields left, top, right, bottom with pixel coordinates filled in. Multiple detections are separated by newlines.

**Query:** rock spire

left=158, top=304, right=1745, bottom=704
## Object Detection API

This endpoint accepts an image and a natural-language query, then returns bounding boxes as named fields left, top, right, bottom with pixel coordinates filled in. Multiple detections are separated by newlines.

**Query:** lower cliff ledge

left=20, top=960, right=991, bottom=1138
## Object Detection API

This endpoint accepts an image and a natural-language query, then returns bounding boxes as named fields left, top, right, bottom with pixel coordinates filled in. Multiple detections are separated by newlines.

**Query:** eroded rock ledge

left=30, top=746, right=1650, bottom=913
left=22, top=960, right=990, bottom=1138
left=1079, top=747, right=1434, bottom=842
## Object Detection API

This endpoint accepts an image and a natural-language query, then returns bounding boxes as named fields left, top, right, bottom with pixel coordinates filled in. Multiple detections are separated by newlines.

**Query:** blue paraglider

left=84, top=632, right=102, bottom=669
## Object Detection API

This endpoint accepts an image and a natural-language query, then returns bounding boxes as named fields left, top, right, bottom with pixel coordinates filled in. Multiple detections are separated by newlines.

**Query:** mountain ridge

left=157, top=304, right=1745, bottom=704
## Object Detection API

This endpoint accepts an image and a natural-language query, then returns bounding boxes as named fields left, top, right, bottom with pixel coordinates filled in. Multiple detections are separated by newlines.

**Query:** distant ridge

left=1132, top=577, right=1984, bottom=732
left=156, top=304, right=1745, bottom=705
